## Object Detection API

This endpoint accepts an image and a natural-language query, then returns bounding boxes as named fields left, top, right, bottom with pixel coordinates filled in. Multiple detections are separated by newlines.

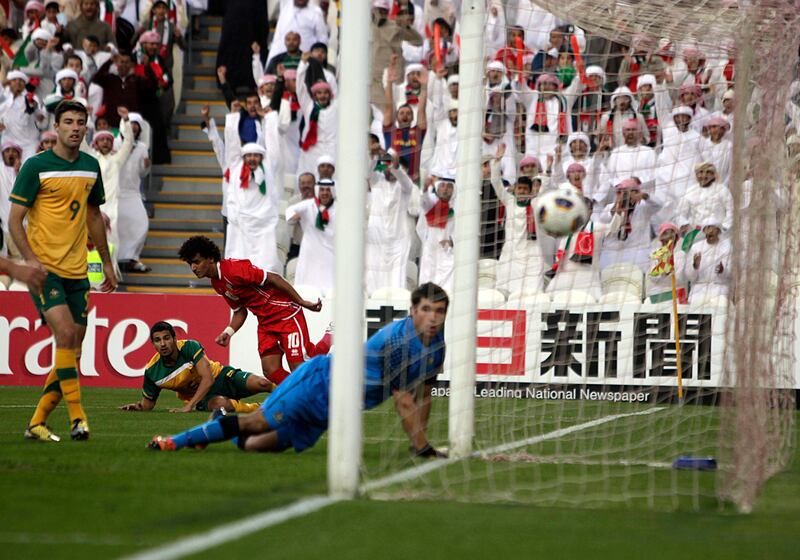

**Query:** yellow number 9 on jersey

left=69, top=200, right=80, bottom=221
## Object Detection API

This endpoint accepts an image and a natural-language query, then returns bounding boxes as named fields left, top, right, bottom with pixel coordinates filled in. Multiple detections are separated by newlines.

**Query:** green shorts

left=195, top=367, right=253, bottom=411
left=32, top=272, right=91, bottom=326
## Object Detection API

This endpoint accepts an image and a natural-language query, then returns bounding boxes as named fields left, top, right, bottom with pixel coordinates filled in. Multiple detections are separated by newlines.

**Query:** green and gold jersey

left=142, top=340, right=225, bottom=402
left=9, top=149, right=105, bottom=279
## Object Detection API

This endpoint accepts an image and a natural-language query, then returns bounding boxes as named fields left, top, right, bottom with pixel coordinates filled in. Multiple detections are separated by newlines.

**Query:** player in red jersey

left=178, top=236, right=331, bottom=385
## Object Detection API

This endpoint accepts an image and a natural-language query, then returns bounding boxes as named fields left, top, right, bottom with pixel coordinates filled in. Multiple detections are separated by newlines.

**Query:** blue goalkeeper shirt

left=362, top=316, right=446, bottom=409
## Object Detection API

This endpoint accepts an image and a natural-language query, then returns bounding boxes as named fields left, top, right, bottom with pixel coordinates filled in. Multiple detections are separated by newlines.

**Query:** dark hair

left=117, top=49, right=133, bottom=59
left=178, top=235, right=221, bottom=263
left=66, top=53, right=83, bottom=67
left=432, top=18, right=452, bottom=35
left=0, top=28, right=18, bottom=41
left=411, top=283, right=449, bottom=310
left=310, top=42, right=327, bottom=52
left=54, top=100, right=88, bottom=123
left=517, top=176, right=533, bottom=188
left=150, top=321, right=175, bottom=340
left=85, top=35, right=100, bottom=44
left=45, top=1, right=59, bottom=9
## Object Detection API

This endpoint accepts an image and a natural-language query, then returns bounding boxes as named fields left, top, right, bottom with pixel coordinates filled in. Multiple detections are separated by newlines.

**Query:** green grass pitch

left=0, top=386, right=798, bottom=559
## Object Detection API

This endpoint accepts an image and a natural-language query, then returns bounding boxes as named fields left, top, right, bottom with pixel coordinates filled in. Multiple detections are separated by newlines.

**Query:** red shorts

left=257, top=312, right=312, bottom=362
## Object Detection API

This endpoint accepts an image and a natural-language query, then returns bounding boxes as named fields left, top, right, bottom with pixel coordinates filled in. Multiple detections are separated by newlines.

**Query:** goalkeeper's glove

left=411, top=444, right=448, bottom=459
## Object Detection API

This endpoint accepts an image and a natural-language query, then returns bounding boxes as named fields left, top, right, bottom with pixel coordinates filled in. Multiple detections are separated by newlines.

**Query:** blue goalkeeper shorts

left=259, top=355, right=331, bottom=452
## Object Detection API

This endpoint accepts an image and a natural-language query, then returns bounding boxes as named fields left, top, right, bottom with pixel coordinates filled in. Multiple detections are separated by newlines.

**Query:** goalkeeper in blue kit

left=149, top=283, right=449, bottom=458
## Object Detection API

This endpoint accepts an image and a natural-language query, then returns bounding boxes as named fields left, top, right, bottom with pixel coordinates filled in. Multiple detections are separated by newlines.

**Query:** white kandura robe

left=595, top=144, right=656, bottom=207
left=0, top=163, right=16, bottom=257
left=700, top=137, right=733, bottom=186
left=92, top=119, right=134, bottom=251
left=653, top=127, right=702, bottom=225
left=0, top=90, right=47, bottom=160
left=116, top=140, right=150, bottom=261
left=427, top=118, right=458, bottom=179
left=546, top=220, right=616, bottom=302
left=676, top=181, right=734, bottom=231
left=684, top=238, right=732, bottom=304
left=296, top=60, right=337, bottom=175
left=645, top=243, right=688, bottom=300
left=417, top=187, right=455, bottom=294
left=365, top=168, right=414, bottom=295
left=285, top=198, right=335, bottom=295
left=598, top=197, right=664, bottom=273
left=224, top=160, right=282, bottom=274
left=523, top=91, right=571, bottom=161
left=490, top=160, right=551, bottom=294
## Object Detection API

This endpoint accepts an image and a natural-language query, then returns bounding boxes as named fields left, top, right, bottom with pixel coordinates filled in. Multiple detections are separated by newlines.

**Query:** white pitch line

left=118, top=406, right=667, bottom=560
left=118, top=495, right=340, bottom=560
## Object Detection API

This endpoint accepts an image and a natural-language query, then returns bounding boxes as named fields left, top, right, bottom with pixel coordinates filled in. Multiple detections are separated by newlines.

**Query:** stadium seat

left=406, top=261, right=418, bottom=290
left=370, top=286, right=412, bottom=302
left=478, top=258, right=497, bottom=277
left=284, top=173, right=297, bottom=198
left=599, top=291, right=641, bottom=305
left=9, top=280, right=28, bottom=291
left=293, top=284, right=323, bottom=302
left=507, top=291, right=551, bottom=307
left=285, top=257, right=298, bottom=283
left=551, top=290, right=597, bottom=306
left=477, top=288, right=506, bottom=308
left=691, top=294, right=730, bottom=310
left=601, top=263, right=644, bottom=299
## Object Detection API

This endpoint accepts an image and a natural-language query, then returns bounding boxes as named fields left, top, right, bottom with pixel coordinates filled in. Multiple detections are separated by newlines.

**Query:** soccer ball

left=534, top=184, right=590, bottom=237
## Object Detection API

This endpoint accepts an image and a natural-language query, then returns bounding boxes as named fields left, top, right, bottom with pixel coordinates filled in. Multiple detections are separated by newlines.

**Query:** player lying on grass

left=149, top=283, right=449, bottom=458
left=178, top=235, right=332, bottom=386
left=120, top=321, right=275, bottom=413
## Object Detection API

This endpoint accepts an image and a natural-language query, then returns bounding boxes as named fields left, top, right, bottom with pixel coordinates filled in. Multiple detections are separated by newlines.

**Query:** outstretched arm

left=216, top=307, right=248, bottom=347
left=265, top=271, right=322, bottom=312
left=393, top=383, right=445, bottom=457
left=169, top=356, right=217, bottom=413
left=0, top=255, right=46, bottom=293
left=119, top=395, right=157, bottom=411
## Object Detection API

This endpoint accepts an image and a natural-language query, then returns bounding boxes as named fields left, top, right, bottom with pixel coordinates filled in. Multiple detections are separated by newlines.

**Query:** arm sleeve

left=205, top=118, right=226, bottom=170
left=141, top=369, right=162, bottom=401
left=182, top=340, right=206, bottom=365
left=87, top=161, right=106, bottom=206
left=230, top=259, right=269, bottom=287
left=9, top=159, right=40, bottom=208
left=296, top=60, right=312, bottom=109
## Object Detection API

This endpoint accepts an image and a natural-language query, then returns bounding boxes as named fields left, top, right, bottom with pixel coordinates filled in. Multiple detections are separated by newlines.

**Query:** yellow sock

left=231, top=400, right=260, bottom=413
left=29, top=368, right=63, bottom=426
left=55, top=348, right=85, bottom=423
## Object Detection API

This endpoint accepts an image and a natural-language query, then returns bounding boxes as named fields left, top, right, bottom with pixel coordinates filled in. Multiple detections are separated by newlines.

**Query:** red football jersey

left=211, top=259, right=300, bottom=324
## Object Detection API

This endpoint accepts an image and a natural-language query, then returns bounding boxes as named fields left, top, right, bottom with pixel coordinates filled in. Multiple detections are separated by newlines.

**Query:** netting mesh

left=358, top=0, right=799, bottom=512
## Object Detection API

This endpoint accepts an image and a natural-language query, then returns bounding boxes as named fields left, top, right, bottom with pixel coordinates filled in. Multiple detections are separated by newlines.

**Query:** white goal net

left=354, top=0, right=799, bottom=513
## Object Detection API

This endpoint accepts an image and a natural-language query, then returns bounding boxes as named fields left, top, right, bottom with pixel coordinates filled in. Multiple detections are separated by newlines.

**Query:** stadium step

left=170, top=149, right=219, bottom=166
left=121, top=12, right=226, bottom=294
left=176, top=124, right=209, bottom=142
left=181, top=88, right=225, bottom=102
left=124, top=270, right=212, bottom=288
left=184, top=64, right=217, bottom=77
left=139, top=258, right=195, bottom=276
left=122, top=285, right=216, bottom=295
left=190, top=50, right=219, bottom=67
left=183, top=100, right=228, bottom=118
left=153, top=202, right=222, bottom=221
left=150, top=217, right=223, bottom=232
left=152, top=164, right=222, bottom=178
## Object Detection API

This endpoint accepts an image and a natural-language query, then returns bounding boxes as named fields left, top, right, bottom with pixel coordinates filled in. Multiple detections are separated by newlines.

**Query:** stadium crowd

left=2, top=0, right=799, bottom=306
